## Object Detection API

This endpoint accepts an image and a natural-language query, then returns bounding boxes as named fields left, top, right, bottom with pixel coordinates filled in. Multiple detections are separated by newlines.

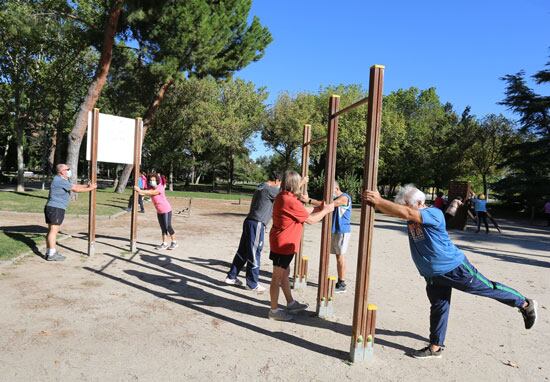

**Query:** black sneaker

left=335, top=281, right=347, bottom=293
left=520, top=298, right=538, bottom=329
left=411, top=346, right=443, bottom=359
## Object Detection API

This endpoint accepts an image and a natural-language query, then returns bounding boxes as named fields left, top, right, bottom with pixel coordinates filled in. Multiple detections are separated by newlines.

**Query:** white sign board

left=86, top=112, right=140, bottom=165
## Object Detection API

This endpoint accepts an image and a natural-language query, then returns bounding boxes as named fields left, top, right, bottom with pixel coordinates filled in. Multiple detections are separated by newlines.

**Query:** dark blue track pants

left=227, top=219, right=264, bottom=289
left=426, top=257, right=525, bottom=346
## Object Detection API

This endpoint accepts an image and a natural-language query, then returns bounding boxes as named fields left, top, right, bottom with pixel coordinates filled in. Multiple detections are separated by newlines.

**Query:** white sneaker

left=224, top=277, right=243, bottom=287
left=268, top=308, right=294, bottom=321
left=155, top=243, right=169, bottom=250
left=287, top=300, right=309, bottom=313
left=245, top=284, right=266, bottom=294
left=168, top=242, right=179, bottom=250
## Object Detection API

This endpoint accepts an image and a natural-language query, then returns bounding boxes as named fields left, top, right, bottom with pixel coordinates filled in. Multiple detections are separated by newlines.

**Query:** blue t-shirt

left=332, top=193, right=352, bottom=234
left=46, top=175, right=72, bottom=210
left=407, top=207, right=464, bottom=277
left=473, top=198, right=487, bottom=212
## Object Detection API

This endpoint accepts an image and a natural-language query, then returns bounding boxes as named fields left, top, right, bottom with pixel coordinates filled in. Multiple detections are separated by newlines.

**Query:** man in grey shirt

left=44, top=164, right=96, bottom=261
left=225, top=172, right=281, bottom=293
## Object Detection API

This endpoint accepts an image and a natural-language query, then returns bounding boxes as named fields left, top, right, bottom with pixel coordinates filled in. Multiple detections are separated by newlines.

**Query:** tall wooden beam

left=316, top=95, right=339, bottom=317
left=293, top=124, right=311, bottom=289
left=87, top=108, right=99, bottom=256
left=130, top=118, right=142, bottom=253
left=350, top=65, right=384, bottom=362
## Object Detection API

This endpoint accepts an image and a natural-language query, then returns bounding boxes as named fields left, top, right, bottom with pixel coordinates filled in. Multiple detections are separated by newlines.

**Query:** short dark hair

left=268, top=171, right=281, bottom=181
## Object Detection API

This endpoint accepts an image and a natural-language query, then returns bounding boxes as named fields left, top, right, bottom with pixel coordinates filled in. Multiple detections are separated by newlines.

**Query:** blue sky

left=236, top=0, right=550, bottom=159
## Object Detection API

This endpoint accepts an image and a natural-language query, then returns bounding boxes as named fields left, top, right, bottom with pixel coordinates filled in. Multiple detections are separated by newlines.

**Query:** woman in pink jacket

left=135, top=174, right=178, bottom=250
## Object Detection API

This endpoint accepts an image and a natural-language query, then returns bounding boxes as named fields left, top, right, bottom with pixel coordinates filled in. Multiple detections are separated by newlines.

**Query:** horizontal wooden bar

left=303, top=136, right=327, bottom=147
left=331, top=97, right=369, bottom=119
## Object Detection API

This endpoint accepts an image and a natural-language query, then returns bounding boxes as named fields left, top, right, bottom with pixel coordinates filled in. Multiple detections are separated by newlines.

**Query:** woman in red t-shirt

left=268, top=171, right=334, bottom=321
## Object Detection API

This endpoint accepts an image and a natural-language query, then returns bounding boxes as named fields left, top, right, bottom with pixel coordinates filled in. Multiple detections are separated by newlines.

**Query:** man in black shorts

left=44, top=164, right=96, bottom=261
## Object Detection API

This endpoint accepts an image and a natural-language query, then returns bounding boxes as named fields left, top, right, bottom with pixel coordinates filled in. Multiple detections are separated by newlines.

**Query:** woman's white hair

left=394, top=184, right=426, bottom=207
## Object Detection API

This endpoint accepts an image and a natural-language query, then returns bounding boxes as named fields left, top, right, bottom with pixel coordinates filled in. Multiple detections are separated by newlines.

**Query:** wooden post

left=350, top=65, right=384, bottom=362
left=130, top=118, right=142, bottom=253
left=316, top=95, right=339, bottom=318
left=87, top=108, right=99, bottom=256
left=293, top=124, right=311, bottom=289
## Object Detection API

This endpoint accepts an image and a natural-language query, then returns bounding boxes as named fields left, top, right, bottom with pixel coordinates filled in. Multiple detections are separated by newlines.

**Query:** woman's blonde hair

left=282, top=170, right=302, bottom=196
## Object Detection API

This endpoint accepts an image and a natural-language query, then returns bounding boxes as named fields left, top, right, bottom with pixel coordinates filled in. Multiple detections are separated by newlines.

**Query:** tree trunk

left=169, top=162, right=174, bottom=191
left=195, top=173, right=202, bottom=184
left=16, top=121, right=25, bottom=192
left=482, top=173, right=488, bottom=199
left=65, top=0, right=124, bottom=185
left=48, top=127, right=57, bottom=175
left=0, top=134, right=12, bottom=173
left=228, top=152, right=234, bottom=194
left=116, top=78, right=175, bottom=193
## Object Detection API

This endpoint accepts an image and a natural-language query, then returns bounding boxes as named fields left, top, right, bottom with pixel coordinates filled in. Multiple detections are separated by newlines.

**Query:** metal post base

left=293, top=278, right=307, bottom=290
left=350, top=336, right=374, bottom=363
left=88, top=242, right=95, bottom=256
left=317, top=300, right=334, bottom=319
left=130, top=241, right=137, bottom=254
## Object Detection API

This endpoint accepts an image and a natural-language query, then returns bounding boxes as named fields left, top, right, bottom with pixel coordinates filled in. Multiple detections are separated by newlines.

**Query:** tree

left=262, top=92, right=320, bottom=172
left=115, top=0, right=272, bottom=191
left=467, top=114, right=513, bottom=197
left=494, top=58, right=550, bottom=219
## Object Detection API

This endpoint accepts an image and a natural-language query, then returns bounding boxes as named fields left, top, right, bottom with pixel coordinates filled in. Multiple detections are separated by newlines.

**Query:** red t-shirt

left=269, top=191, right=309, bottom=255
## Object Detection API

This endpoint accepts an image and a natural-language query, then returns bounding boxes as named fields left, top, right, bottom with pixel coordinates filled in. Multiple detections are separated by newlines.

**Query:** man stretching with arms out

left=364, top=184, right=537, bottom=359
left=44, top=164, right=96, bottom=261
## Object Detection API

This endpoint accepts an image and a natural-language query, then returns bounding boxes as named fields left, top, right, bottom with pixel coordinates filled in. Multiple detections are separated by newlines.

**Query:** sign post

left=130, top=118, right=142, bottom=253
left=87, top=108, right=99, bottom=256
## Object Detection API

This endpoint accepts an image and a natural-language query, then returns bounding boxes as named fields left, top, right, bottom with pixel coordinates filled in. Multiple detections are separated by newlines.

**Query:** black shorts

left=269, top=252, right=295, bottom=269
left=44, top=206, right=65, bottom=225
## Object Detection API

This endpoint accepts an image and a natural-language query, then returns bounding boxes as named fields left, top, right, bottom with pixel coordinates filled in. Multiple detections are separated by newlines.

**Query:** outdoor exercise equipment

left=86, top=108, right=143, bottom=255
left=292, top=124, right=329, bottom=290
left=300, top=65, right=385, bottom=362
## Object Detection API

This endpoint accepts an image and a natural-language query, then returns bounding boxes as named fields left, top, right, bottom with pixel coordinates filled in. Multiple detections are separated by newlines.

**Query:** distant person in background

left=225, top=172, right=281, bottom=293
left=544, top=200, right=550, bottom=227
left=444, top=197, right=463, bottom=225
left=473, top=193, right=489, bottom=233
left=433, top=192, right=446, bottom=211
left=126, top=171, right=146, bottom=213
left=135, top=174, right=177, bottom=250
left=44, top=164, right=96, bottom=261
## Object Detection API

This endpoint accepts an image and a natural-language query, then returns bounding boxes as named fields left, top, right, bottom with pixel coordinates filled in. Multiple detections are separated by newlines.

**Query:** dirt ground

left=1, top=198, right=549, bottom=381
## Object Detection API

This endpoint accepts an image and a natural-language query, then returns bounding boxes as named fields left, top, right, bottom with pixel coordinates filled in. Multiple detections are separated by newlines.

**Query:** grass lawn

left=0, top=231, right=43, bottom=261
left=0, top=188, right=252, bottom=216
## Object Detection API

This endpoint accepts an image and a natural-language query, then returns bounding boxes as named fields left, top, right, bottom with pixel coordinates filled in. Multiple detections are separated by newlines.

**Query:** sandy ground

left=1, top=198, right=549, bottom=381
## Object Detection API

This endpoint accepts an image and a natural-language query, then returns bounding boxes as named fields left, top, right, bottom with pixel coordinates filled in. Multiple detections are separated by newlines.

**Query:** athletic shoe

left=155, top=243, right=169, bottom=250
left=411, top=346, right=443, bottom=359
left=46, top=252, right=66, bottom=262
left=245, top=284, right=266, bottom=294
left=139, top=210, right=145, bottom=213
left=168, top=242, right=179, bottom=250
left=268, top=308, right=294, bottom=321
left=224, top=277, right=243, bottom=287
left=335, top=281, right=347, bottom=293
left=286, top=300, right=309, bottom=313
left=520, top=298, right=538, bottom=329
